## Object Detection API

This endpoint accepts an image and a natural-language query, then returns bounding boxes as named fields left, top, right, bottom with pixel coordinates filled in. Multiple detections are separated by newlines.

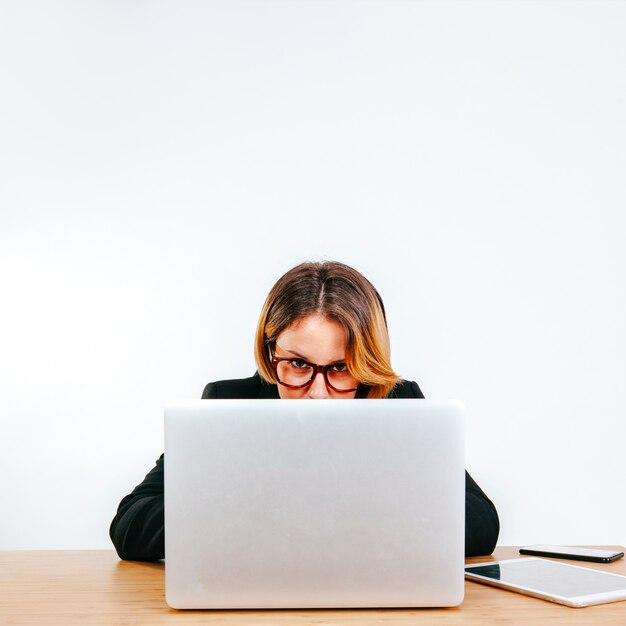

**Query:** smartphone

left=519, top=544, right=624, bottom=563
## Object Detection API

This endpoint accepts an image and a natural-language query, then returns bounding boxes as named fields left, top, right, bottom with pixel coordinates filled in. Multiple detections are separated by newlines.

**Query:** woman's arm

left=465, top=471, right=499, bottom=556
left=109, top=384, right=222, bottom=561
left=395, top=379, right=500, bottom=556
left=109, top=455, right=165, bottom=561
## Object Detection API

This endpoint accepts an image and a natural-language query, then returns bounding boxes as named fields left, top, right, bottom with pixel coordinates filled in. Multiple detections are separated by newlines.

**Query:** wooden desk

left=1, top=547, right=625, bottom=625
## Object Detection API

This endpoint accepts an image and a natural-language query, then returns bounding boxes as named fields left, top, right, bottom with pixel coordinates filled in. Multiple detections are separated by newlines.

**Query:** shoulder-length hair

left=254, top=261, right=401, bottom=398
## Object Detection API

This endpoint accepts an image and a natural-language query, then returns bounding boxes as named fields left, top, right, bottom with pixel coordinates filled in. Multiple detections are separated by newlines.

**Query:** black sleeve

left=109, top=455, right=165, bottom=561
left=109, top=382, right=241, bottom=561
left=465, top=470, right=499, bottom=556
left=201, top=383, right=217, bottom=399
left=401, top=379, right=500, bottom=556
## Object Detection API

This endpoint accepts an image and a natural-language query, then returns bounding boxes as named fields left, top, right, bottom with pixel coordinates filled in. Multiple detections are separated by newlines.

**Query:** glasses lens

left=325, top=365, right=359, bottom=391
left=276, top=359, right=313, bottom=387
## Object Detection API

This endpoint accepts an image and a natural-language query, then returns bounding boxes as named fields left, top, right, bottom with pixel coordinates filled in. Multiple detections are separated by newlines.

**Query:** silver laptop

left=164, top=399, right=465, bottom=609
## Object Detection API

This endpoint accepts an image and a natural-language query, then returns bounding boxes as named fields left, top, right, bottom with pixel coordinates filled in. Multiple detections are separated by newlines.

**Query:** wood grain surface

left=1, top=546, right=625, bottom=625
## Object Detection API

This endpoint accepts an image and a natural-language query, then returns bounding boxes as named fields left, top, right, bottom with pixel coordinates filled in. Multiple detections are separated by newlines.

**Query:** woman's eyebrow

left=277, top=347, right=309, bottom=359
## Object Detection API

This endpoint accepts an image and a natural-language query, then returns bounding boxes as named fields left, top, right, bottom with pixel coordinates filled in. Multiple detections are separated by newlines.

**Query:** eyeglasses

left=270, top=352, right=359, bottom=393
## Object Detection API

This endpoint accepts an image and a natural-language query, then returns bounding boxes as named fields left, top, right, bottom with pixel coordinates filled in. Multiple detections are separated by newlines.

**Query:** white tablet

left=465, top=558, right=626, bottom=608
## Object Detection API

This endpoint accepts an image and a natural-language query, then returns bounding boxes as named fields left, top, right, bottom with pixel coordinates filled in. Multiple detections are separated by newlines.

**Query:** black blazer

left=110, top=374, right=499, bottom=561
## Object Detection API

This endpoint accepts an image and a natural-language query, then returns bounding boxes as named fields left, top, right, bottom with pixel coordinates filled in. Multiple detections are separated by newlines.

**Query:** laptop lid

left=164, top=399, right=465, bottom=609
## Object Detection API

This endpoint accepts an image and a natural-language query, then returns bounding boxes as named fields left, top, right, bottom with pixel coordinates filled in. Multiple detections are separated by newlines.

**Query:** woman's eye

left=331, top=363, right=348, bottom=373
left=291, top=359, right=310, bottom=369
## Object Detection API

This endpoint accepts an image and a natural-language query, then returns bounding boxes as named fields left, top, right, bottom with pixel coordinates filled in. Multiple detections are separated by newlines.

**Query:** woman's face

left=273, top=313, right=359, bottom=399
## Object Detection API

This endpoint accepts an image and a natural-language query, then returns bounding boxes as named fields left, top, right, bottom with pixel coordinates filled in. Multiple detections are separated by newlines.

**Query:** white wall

left=1, top=0, right=625, bottom=551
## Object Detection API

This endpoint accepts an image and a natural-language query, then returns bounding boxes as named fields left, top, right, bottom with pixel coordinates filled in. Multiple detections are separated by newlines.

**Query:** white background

left=1, top=0, right=625, bottom=551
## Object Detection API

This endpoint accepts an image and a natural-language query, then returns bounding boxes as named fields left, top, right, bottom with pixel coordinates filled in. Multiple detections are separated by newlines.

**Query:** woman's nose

left=307, top=371, right=329, bottom=399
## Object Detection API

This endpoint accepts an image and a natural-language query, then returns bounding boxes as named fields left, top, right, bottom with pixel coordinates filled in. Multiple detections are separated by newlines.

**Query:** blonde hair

left=254, top=261, right=401, bottom=398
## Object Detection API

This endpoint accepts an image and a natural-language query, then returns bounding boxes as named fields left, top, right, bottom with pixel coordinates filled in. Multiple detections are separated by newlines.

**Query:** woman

left=110, top=261, right=499, bottom=561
